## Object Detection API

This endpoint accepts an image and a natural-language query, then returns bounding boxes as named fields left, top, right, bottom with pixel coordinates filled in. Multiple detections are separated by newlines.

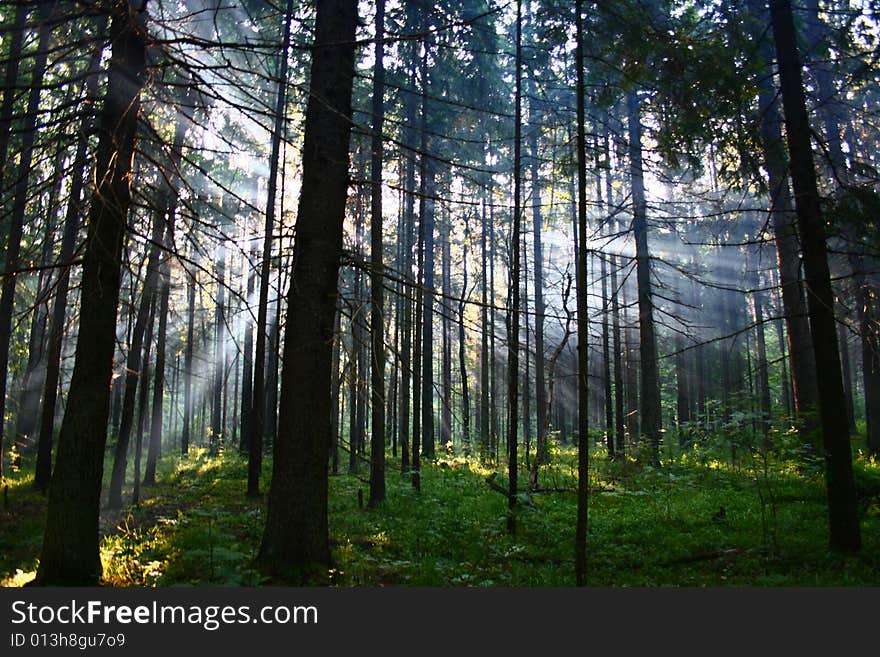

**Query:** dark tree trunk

left=574, top=0, right=589, bottom=586
left=441, top=215, right=453, bottom=453
left=480, top=178, right=491, bottom=461
left=627, top=90, right=661, bottom=465
left=836, top=310, right=856, bottom=434
left=181, top=257, right=196, bottom=455
left=368, top=0, right=386, bottom=507
left=144, top=235, right=173, bottom=486
left=330, top=297, right=342, bottom=475
left=211, top=239, right=227, bottom=451
left=35, top=1, right=147, bottom=585
left=107, top=217, right=162, bottom=507
left=133, top=298, right=156, bottom=506
left=0, top=3, right=52, bottom=475
left=751, top=262, right=772, bottom=442
left=769, top=0, right=860, bottom=551
left=507, top=0, right=523, bottom=536
left=34, top=33, right=106, bottom=491
left=459, top=218, right=471, bottom=456
left=419, top=165, right=436, bottom=461
left=256, top=0, right=357, bottom=582
left=855, top=272, right=880, bottom=454
left=249, top=0, right=294, bottom=497
left=0, top=2, right=26, bottom=194
left=747, top=0, right=820, bottom=428
left=238, top=243, right=255, bottom=455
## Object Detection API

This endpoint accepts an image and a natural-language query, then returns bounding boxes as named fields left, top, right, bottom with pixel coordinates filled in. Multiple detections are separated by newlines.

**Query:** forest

left=0, top=0, right=879, bottom=588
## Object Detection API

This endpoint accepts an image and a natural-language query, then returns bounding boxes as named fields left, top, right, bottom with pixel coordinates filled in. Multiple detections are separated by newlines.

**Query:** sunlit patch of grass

left=1, top=568, right=36, bottom=587
left=4, top=435, right=880, bottom=587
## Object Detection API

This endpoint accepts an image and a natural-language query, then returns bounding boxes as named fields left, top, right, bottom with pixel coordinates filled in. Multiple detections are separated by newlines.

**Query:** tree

left=248, top=0, right=294, bottom=497
left=368, top=0, right=387, bottom=508
left=574, top=0, right=589, bottom=588
left=34, top=0, right=148, bottom=585
left=768, top=0, right=860, bottom=552
left=256, top=0, right=358, bottom=582
left=506, top=0, right=523, bottom=536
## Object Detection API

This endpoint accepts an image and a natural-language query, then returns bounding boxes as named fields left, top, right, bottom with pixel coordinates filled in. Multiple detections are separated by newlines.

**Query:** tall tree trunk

left=413, top=154, right=435, bottom=458
left=751, top=260, right=772, bottom=442
left=480, top=176, right=491, bottom=461
left=459, top=218, right=471, bottom=455
left=330, top=297, right=342, bottom=475
left=368, top=0, right=386, bottom=507
left=441, top=214, right=453, bottom=453
left=0, top=3, right=53, bottom=477
left=144, top=230, right=173, bottom=486
left=836, top=308, right=856, bottom=434
left=574, top=0, right=589, bottom=586
left=35, top=0, right=147, bottom=584
left=611, top=248, right=625, bottom=457
left=107, top=216, right=162, bottom=507
left=769, top=0, right=860, bottom=551
left=506, top=0, right=523, bottom=536
left=746, top=0, right=820, bottom=429
left=238, top=242, right=255, bottom=455
left=249, top=0, right=294, bottom=497
left=181, top=256, right=196, bottom=455
left=132, top=298, right=156, bottom=506
left=0, top=2, right=26, bottom=197
left=34, top=32, right=106, bottom=491
left=627, top=90, right=662, bottom=466
left=210, top=239, right=227, bottom=451
left=256, top=0, right=357, bottom=582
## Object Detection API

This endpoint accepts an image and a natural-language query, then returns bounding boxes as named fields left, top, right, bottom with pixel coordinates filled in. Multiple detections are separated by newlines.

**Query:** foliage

left=3, top=438, right=880, bottom=587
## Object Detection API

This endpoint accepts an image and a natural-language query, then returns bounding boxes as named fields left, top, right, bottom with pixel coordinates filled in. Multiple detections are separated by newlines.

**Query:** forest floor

left=2, top=439, right=880, bottom=586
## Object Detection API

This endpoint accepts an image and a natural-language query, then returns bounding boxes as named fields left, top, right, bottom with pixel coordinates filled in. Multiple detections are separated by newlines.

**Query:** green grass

left=2, top=439, right=880, bottom=587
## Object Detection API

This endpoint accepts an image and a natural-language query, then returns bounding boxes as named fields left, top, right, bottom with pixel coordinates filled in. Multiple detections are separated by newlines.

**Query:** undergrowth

left=2, top=436, right=880, bottom=587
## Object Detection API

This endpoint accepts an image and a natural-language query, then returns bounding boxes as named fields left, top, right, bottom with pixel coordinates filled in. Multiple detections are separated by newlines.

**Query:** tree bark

left=368, top=0, right=386, bottom=507
left=627, top=90, right=662, bottom=465
left=256, top=0, right=357, bottom=582
left=506, top=0, right=523, bottom=537
left=249, top=0, right=294, bottom=497
left=769, top=0, right=860, bottom=551
left=34, top=32, right=106, bottom=491
left=574, top=0, right=589, bottom=586
left=35, top=0, right=147, bottom=585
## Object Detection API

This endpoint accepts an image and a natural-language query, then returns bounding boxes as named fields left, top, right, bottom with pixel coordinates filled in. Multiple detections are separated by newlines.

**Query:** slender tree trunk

left=752, top=264, right=772, bottom=442
left=769, top=0, right=860, bottom=551
left=746, top=0, right=820, bottom=429
left=35, top=1, right=147, bottom=584
left=441, top=214, right=453, bottom=453
left=368, top=0, right=386, bottom=507
left=211, top=239, right=227, bottom=451
left=249, top=0, right=294, bottom=497
left=144, top=233, right=173, bottom=486
left=574, top=0, right=589, bottom=586
left=256, top=0, right=357, bottom=582
left=34, top=33, right=106, bottom=491
left=181, top=257, right=196, bottom=455
left=459, top=218, right=471, bottom=456
left=419, top=128, right=436, bottom=462
left=133, top=298, right=156, bottom=506
left=0, top=2, right=26, bottom=197
left=0, top=3, right=53, bottom=476
left=627, top=90, right=661, bottom=466
left=480, top=178, right=491, bottom=461
left=239, top=242, right=255, bottom=455
left=506, top=0, right=523, bottom=536
left=330, top=297, right=342, bottom=475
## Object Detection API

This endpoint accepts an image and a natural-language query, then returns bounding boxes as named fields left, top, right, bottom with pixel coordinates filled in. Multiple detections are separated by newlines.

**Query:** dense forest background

left=0, top=0, right=879, bottom=586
